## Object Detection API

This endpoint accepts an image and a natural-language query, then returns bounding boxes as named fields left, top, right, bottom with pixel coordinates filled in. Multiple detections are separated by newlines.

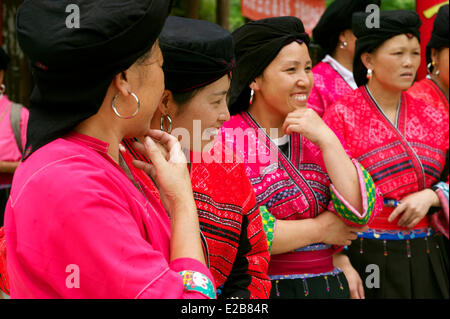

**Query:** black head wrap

left=16, top=0, right=172, bottom=157
left=312, top=0, right=381, bottom=55
left=352, top=10, right=422, bottom=87
left=0, top=47, right=9, bottom=71
left=160, top=16, right=235, bottom=94
left=426, top=4, right=449, bottom=66
left=229, top=16, right=310, bottom=115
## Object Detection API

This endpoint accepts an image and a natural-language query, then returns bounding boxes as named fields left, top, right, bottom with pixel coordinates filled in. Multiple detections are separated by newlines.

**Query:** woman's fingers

left=143, top=136, right=167, bottom=169
left=132, top=159, right=156, bottom=178
left=388, top=202, right=407, bottom=223
left=406, top=217, right=421, bottom=229
left=358, top=280, right=365, bottom=299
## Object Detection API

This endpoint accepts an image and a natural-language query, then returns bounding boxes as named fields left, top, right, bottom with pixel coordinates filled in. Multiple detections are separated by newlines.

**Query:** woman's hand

left=282, top=108, right=337, bottom=148
left=388, top=189, right=440, bottom=228
left=131, top=129, right=195, bottom=215
left=333, top=253, right=365, bottom=299
left=315, top=211, right=368, bottom=246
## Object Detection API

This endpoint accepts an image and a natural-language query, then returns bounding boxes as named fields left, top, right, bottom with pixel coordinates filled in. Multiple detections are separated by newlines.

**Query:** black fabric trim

left=220, top=214, right=252, bottom=299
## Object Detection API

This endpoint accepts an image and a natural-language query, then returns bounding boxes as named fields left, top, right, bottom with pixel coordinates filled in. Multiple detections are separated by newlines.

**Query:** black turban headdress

left=0, top=47, right=9, bottom=71
left=229, top=16, right=310, bottom=115
left=426, top=4, right=449, bottom=66
left=160, top=16, right=235, bottom=94
left=312, top=0, right=381, bottom=55
left=16, top=0, right=173, bottom=157
left=352, top=10, right=422, bottom=87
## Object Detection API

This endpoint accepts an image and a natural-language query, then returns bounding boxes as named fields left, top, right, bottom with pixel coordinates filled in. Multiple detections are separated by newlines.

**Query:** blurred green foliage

left=326, top=0, right=415, bottom=10
left=171, top=0, right=244, bottom=31
left=172, top=0, right=416, bottom=32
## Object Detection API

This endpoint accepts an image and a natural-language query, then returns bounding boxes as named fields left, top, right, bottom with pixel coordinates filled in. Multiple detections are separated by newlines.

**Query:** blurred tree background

left=326, top=0, right=415, bottom=10
left=172, top=0, right=416, bottom=32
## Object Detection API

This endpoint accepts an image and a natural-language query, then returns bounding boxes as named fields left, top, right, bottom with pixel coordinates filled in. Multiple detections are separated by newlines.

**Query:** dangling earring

left=249, top=89, right=254, bottom=105
left=0, top=84, right=5, bottom=98
left=160, top=114, right=173, bottom=133
left=435, top=69, right=440, bottom=76
left=340, top=41, right=348, bottom=49
left=427, top=62, right=434, bottom=75
left=366, top=68, right=373, bottom=80
left=112, top=92, right=140, bottom=119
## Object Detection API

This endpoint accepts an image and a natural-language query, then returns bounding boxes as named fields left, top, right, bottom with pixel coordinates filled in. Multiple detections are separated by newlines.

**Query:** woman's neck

left=367, top=80, right=402, bottom=114
left=431, top=73, right=449, bottom=99
left=332, top=50, right=353, bottom=73
left=248, top=100, right=286, bottom=140
left=74, top=114, right=122, bottom=163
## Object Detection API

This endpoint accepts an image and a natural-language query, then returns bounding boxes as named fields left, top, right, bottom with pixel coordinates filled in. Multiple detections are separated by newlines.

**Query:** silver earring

left=340, top=41, right=348, bottom=49
left=436, top=69, right=440, bottom=76
left=160, top=114, right=173, bottom=133
left=112, top=92, right=140, bottom=119
left=249, top=89, right=254, bottom=105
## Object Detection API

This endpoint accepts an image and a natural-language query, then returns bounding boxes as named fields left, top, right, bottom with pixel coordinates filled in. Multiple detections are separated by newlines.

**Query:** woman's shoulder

left=403, top=90, right=449, bottom=129
left=12, top=138, right=125, bottom=202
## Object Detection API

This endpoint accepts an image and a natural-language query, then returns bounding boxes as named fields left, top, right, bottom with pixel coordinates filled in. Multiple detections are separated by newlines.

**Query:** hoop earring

left=160, top=114, right=173, bottom=133
left=366, top=69, right=373, bottom=80
left=249, top=89, right=254, bottom=105
left=112, top=92, right=140, bottom=119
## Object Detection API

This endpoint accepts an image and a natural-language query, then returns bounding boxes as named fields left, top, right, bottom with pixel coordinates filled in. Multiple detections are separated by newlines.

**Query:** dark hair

left=172, top=88, right=202, bottom=107
left=0, top=47, right=10, bottom=71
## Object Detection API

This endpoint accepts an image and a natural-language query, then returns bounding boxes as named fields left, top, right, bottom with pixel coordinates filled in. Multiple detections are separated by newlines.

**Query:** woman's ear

left=338, top=31, right=347, bottom=45
left=430, top=48, right=439, bottom=66
left=250, top=79, right=260, bottom=92
left=158, top=90, right=172, bottom=115
left=361, top=52, right=373, bottom=71
left=112, top=70, right=132, bottom=97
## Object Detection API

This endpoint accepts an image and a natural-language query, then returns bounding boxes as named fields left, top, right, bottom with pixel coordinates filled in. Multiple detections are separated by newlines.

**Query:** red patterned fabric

left=324, top=86, right=449, bottom=231
left=220, top=112, right=381, bottom=276
left=408, top=78, right=449, bottom=118
left=0, top=227, right=9, bottom=295
left=122, top=139, right=271, bottom=299
left=307, top=62, right=355, bottom=117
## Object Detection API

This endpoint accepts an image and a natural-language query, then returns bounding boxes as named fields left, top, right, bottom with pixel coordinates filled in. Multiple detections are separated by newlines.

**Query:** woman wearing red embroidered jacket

left=122, top=17, right=271, bottom=299
left=308, top=0, right=380, bottom=117
left=323, top=10, right=449, bottom=298
left=220, top=16, right=381, bottom=299
left=408, top=5, right=448, bottom=118
left=2, top=1, right=216, bottom=299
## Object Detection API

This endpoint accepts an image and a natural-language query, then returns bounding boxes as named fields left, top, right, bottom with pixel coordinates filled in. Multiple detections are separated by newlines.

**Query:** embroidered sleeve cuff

left=259, top=206, right=276, bottom=253
left=178, top=270, right=216, bottom=299
left=329, top=160, right=378, bottom=226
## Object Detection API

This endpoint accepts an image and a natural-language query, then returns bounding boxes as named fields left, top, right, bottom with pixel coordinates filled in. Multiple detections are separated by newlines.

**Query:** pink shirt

left=307, top=61, right=355, bottom=117
left=4, top=132, right=215, bottom=299
left=0, top=95, right=29, bottom=186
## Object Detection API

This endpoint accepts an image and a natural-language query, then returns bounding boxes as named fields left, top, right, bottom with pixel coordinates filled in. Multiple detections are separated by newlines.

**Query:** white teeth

left=293, top=94, right=307, bottom=102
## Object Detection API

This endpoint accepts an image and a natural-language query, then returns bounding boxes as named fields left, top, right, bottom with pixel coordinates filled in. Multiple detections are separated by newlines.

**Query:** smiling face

left=155, top=74, right=231, bottom=152
left=251, top=41, right=314, bottom=118
left=363, top=34, right=421, bottom=92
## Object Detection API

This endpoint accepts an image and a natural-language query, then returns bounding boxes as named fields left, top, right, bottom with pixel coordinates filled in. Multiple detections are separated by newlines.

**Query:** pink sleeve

left=11, top=166, right=216, bottom=299
left=307, top=84, right=325, bottom=117
left=67, top=186, right=215, bottom=299
left=323, top=101, right=347, bottom=143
